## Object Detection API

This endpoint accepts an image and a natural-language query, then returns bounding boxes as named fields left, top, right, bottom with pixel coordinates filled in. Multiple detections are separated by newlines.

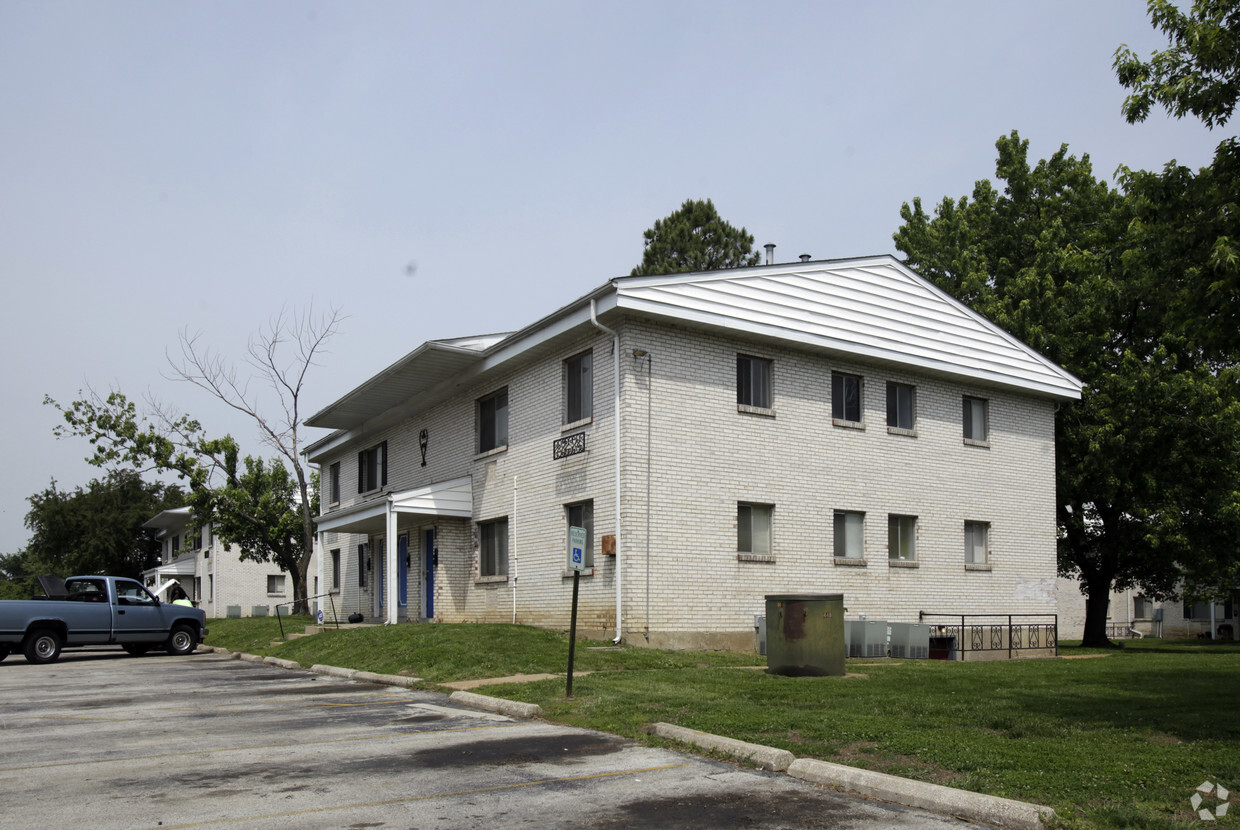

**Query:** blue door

left=424, top=529, right=435, bottom=619
left=397, top=534, right=409, bottom=609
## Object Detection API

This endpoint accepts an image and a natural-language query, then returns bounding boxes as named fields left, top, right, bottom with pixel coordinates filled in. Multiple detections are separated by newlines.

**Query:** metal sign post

left=566, top=526, right=587, bottom=697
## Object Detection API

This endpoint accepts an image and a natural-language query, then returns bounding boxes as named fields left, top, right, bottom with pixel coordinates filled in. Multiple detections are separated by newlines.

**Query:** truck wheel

left=123, top=644, right=152, bottom=656
left=165, top=625, right=197, bottom=656
left=0, top=645, right=10, bottom=663
left=24, top=629, right=62, bottom=665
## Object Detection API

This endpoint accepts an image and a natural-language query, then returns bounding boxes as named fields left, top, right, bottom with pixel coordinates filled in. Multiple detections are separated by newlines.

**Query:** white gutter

left=590, top=299, right=622, bottom=644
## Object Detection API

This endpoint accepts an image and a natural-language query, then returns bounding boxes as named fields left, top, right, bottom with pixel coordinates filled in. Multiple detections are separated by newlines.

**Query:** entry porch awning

left=142, top=553, right=198, bottom=581
left=313, top=475, right=474, bottom=536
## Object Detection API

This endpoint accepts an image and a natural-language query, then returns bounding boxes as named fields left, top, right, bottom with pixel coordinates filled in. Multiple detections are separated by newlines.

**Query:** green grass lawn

left=204, top=619, right=1238, bottom=829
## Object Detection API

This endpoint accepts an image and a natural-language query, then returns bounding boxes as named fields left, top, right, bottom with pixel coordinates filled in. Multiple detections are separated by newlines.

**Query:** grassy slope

left=205, top=620, right=1239, bottom=829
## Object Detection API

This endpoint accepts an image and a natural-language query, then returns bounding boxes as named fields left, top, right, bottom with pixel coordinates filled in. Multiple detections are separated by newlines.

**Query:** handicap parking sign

left=568, top=526, right=587, bottom=572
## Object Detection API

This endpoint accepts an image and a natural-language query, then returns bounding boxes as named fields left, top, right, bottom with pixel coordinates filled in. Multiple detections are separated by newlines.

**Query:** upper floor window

left=738, top=503, right=773, bottom=556
left=963, top=396, right=989, bottom=443
left=478, top=389, right=509, bottom=453
left=480, top=518, right=509, bottom=577
left=566, top=501, right=594, bottom=568
left=832, top=372, right=863, bottom=423
left=965, top=521, right=990, bottom=564
left=737, top=355, right=772, bottom=410
left=565, top=351, right=593, bottom=424
left=886, top=382, right=915, bottom=431
left=329, top=462, right=341, bottom=504
left=358, top=441, right=387, bottom=493
left=833, top=510, right=864, bottom=560
left=888, top=514, right=917, bottom=561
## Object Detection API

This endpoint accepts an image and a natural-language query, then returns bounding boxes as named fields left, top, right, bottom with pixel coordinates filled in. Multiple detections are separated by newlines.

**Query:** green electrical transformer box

left=765, top=593, right=846, bottom=676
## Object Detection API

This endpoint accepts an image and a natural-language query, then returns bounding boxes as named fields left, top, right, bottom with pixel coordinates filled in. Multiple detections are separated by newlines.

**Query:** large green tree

left=18, top=470, right=185, bottom=581
left=895, top=131, right=1240, bottom=646
left=631, top=198, right=761, bottom=276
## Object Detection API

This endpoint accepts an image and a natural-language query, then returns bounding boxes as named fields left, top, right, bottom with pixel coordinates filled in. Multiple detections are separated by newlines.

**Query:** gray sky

left=0, top=1, right=1223, bottom=554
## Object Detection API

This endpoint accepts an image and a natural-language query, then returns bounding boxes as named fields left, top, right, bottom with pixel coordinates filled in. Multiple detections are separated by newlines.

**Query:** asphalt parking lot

left=0, top=648, right=981, bottom=829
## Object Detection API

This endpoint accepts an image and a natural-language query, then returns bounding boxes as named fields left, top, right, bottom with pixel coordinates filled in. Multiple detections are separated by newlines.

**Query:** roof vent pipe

left=800, top=254, right=811, bottom=262
left=764, top=243, right=775, bottom=265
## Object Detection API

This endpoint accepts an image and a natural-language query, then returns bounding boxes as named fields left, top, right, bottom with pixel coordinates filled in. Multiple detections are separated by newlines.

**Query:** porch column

left=386, top=502, right=399, bottom=625
left=316, top=530, right=325, bottom=618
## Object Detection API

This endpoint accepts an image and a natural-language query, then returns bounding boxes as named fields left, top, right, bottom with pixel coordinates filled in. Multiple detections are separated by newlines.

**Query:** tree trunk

left=1080, top=573, right=1118, bottom=647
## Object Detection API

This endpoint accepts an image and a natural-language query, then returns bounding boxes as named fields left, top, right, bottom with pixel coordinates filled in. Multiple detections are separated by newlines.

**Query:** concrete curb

left=651, top=723, right=794, bottom=772
left=263, top=656, right=301, bottom=670
left=238, top=653, right=265, bottom=664
left=310, top=663, right=356, bottom=679
left=448, top=690, right=543, bottom=720
left=787, top=758, right=1053, bottom=830
left=353, top=670, right=423, bottom=688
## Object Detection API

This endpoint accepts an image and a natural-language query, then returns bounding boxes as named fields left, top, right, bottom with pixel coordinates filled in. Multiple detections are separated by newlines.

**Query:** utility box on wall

left=765, top=594, right=845, bottom=676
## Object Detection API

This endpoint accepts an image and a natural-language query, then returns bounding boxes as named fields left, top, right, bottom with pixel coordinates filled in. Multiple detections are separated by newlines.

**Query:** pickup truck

left=0, top=575, right=209, bottom=665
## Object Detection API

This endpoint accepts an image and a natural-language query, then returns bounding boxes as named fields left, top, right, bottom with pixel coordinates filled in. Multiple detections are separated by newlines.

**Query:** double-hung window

left=478, top=389, right=509, bottom=453
left=566, top=501, right=594, bottom=568
left=964, top=521, right=990, bottom=564
left=330, top=549, right=341, bottom=590
left=886, top=382, right=915, bottom=431
left=357, top=442, right=387, bottom=493
left=267, top=575, right=286, bottom=595
left=565, top=352, right=593, bottom=423
left=737, top=503, right=773, bottom=557
left=737, top=355, right=773, bottom=410
left=833, top=511, right=864, bottom=560
left=888, top=515, right=917, bottom=561
left=832, top=372, right=863, bottom=423
left=329, top=462, right=341, bottom=504
left=963, top=396, right=989, bottom=443
left=479, top=518, right=509, bottom=577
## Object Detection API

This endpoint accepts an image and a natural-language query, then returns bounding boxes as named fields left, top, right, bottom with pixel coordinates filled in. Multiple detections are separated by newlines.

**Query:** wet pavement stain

left=586, top=789, right=867, bottom=829
left=409, top=733, right=627, bottom=768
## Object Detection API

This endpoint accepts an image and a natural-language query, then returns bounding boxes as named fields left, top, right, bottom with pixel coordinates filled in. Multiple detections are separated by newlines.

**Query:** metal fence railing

left=274, top=593, right=341, bottom=640
left=918, top=613, right=1058, bottom=660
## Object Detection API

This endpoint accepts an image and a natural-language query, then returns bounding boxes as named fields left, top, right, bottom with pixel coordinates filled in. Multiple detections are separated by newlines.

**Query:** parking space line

left=149, top=763, right=693, bottom=829
left=0, top=722, right=520, bottom=773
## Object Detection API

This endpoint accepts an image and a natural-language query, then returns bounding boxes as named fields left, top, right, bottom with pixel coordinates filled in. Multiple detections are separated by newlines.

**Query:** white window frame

left=737, top=503, right=773, bottom=557
left=888, top=514, right=917, bottom=562
left=478, top=389, right=509, bottom=453
left=479, top=518, right=509, bottom=577
left=963, top=396, right=989, bottom=444
left=737, top=355, right=773, bottom=411
left=564, top=351, right=593, bottom=424
left=964, top=521, right=990, bottom=564
left=832, top=372, right=863, bottom=424
left=833, top=510, right=865, bottom=561
left=886, top=381, right=915, bottom=432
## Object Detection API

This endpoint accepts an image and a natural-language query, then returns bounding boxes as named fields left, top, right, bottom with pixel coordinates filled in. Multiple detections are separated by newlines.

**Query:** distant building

left=142, top=506, right=317, bottom=618
left=1057, top=578, right=1236, bottom=640
left=304, top=255, right=1081, bottom=649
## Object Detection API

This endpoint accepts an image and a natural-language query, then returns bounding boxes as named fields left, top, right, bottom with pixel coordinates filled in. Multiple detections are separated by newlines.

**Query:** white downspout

left=316, top=529, right=325, bottom=620
left=512, top=475, right=518, bottom=624
left=590, top=299, right=622, bottom=644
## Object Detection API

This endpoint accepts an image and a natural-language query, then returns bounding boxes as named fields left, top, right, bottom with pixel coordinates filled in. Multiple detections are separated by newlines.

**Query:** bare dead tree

left=165, top=305, right=343, bottom=613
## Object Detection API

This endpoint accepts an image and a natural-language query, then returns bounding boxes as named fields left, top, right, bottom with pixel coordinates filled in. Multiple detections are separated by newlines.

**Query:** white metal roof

left=613, top=256, right=1082, bottom=400
left=304, top=255, right=1080, bottom=442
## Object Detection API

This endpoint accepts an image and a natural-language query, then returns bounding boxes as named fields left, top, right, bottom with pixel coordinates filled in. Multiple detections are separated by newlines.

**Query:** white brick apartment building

left=304, top=255, right=1082, bottom=650
left=142, top=507, right=317, bottom=619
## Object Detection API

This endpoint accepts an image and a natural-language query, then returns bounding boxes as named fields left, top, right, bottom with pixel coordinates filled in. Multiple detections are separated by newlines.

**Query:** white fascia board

left=313, top=500, right=391, bottom=535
